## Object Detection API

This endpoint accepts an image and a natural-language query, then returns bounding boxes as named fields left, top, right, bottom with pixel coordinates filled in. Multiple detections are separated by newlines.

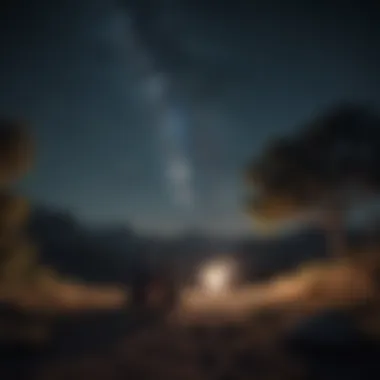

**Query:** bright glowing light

left=198, top=259, right=237, bottom=294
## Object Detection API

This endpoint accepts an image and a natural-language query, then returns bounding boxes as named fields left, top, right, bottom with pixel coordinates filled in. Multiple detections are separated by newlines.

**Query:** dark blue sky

left=1, top=0, right=379, bottom=235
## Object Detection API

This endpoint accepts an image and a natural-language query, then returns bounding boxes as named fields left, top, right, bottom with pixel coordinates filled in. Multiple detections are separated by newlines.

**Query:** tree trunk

left=324, top=198, right=346, bottom=258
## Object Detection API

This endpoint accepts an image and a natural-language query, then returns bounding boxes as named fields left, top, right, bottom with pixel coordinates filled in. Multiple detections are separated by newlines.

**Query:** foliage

left=246, top=103, right=380, bottom=260
left=0, top=119, right=33, bottom=185
left=246, top=103, right=380, bottom=227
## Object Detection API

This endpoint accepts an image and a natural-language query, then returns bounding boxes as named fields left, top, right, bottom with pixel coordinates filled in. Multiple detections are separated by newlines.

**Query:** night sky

left=1, top=0, right=379, bottom=236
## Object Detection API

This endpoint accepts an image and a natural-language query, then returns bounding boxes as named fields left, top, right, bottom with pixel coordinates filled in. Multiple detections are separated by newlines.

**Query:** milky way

left=124, top=11, right=197, bottom=227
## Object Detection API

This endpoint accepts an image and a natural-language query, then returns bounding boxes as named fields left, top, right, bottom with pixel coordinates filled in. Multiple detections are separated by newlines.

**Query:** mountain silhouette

left=27, top=206, right=147, bottom=285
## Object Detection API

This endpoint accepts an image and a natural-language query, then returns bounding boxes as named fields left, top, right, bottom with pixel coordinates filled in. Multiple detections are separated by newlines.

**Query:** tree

left=0, top=119, right=33, bottom=185
left=0, top=119, right=128, bottom=343
left=246, top=103, right=380, bottom=257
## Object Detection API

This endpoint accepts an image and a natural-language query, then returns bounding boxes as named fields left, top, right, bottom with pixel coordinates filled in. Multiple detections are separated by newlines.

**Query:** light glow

left=198, top=259, right=237, bottom=294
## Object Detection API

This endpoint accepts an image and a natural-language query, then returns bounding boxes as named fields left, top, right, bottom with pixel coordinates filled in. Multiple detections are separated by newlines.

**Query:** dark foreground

left=1, top=308, right=380, bottom=380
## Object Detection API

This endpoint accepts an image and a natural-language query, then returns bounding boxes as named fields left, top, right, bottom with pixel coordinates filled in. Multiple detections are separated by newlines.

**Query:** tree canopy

left=0, top=118, right=33, bottom=185
left=246, top=103, right=380, bottom=229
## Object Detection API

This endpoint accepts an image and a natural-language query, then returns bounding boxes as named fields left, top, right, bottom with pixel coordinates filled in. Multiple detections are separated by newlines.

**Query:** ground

left=37, top=310, right=306, bottom=380
left=5, top=256, right=380, bottom=380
